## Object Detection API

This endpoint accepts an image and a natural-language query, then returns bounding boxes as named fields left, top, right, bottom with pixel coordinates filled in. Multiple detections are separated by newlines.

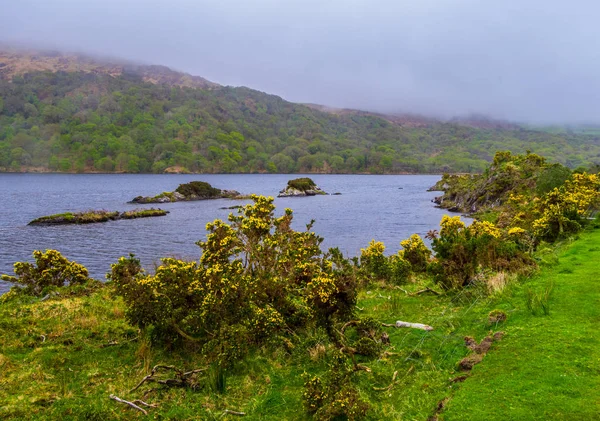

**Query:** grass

left=29, top=209, right=168, bottom=225
left=0, top=230, right=598, bottom=419
left=441, top=229, right=600, bottom=420
left=29, top=210, right=120, bottom=225
left=120, top=208, right=169, bottom=219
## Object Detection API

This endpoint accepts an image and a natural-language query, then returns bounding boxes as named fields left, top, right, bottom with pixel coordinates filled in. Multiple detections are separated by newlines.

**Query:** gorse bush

left=109, top=195, right=358, bottom=364
left=1, top=249, right=90, bottom=296
left=399, top=234, right=431, bottom=272
left=430, top=216, right=531, bottom=289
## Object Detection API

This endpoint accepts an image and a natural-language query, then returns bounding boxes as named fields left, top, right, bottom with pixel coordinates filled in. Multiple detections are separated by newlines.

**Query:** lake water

left=0, top=173, right=461, bottom=294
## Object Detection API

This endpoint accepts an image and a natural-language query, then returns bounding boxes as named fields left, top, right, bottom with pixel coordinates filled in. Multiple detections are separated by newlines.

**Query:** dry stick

left=382, top=321, right=434, bottom=331
left=373, top=370, right=398, bottom=391
left=373, top=365, right=414, bottom=391
left=100, top=336, right=139, bottom=348
left=411, top=287, right=441, bottom=296
left=132, top=399, right=159, bottom=408
left=109, top=394, right=148, bottom=415
left=223, top=409, right=246, bottom=416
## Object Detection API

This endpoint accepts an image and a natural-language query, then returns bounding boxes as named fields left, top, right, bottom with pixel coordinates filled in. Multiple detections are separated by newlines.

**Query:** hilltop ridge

left=0, top=48, right=218, bottom=89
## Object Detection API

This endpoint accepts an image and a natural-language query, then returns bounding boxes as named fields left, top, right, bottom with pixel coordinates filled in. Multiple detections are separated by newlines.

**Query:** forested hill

left=1, top=52, right=600, bottom=173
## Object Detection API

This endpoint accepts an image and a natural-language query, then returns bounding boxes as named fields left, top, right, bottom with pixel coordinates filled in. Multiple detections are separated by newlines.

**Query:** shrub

left=287, top=177, right=317, bottom=191
left=1, top=249, right=90, bottom=296
left=175, top=181, right=221, bottom=198
left=110, top=195, right=358, bottom=363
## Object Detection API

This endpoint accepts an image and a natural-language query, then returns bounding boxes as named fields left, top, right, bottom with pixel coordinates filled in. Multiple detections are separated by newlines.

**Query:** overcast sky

left=1, top=0, right=599, bottom=123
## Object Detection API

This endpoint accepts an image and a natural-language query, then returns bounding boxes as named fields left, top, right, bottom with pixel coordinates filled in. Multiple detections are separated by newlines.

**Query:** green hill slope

left=1, top=51, right=600, bottom=174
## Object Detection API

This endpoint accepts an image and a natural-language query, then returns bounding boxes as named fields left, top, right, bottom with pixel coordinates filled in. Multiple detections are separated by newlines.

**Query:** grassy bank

left=1, top=230, right=598, bottom=420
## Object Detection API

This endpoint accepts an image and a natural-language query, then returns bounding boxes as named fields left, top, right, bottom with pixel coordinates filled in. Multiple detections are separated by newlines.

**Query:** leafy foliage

left=1, top=249, right=90, bottom=295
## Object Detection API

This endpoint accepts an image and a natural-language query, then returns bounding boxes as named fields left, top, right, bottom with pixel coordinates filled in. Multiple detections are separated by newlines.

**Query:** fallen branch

left=382, top=321, right=434, bottom=331
left=130, top=364, right=208, bottom=393
left=110, top=394, right=148, bottom=415
left=373, top=370, right=398, bottom=391
left=411, top=287, right=440, bottom=296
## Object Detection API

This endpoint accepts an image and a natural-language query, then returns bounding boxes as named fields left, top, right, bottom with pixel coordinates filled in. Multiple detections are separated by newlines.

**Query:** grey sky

left=1, top=0, right=599, bottom=123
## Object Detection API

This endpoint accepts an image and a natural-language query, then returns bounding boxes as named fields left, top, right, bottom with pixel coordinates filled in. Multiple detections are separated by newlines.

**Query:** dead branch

left=340, top=320, right=359, bottom=334
left=410, top=287, right=441, bottom=296
left=132, top=399, right=158, bottom=408
left=110, top=394, right=148, bottom=415
left=223, top=409, right=246, bottom=416
left=373, top=365, right=414, bottom=391
left=373, top=370, right=398, bottom=391
left=100, top=336, right=138, bottom=348
left=130, top=364, right=207, bottom=393
left=382, top=321, right=434, bottom=331
left=354, top=364, right=372, bottom=373
left=171, top=322, right=200, bottom=342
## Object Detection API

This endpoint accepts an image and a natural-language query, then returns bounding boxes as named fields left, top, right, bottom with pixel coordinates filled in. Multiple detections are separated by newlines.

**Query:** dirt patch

left=459, top=332, right=504, bottom=371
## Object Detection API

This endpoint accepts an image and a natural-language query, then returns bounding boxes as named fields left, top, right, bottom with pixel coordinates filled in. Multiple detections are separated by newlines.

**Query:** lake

left=0, top=173, right=461, bottom=293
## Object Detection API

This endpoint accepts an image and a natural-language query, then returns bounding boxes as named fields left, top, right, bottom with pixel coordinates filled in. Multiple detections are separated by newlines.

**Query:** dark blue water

left=0, top=174, right=459, bottom=293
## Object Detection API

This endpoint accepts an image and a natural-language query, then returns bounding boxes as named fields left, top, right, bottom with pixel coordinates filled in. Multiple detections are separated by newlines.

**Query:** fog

left=1, top=0, right=599, bottom=123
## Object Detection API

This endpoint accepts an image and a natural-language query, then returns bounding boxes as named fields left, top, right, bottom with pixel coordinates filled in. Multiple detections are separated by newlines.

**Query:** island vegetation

left=130, top=181, right=241, bottom=204
left=1, top=152, right=599, bottom=420
left=29, top=208, right=168, bottom=225
left=277, top=177, right=327, bottom=197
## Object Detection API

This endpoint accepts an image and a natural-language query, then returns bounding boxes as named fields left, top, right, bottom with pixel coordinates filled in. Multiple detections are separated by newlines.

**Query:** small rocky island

left=29, top=208, right=168, bottom=225
left=130, top=181, right=241, bottom=204
left=277, top=177, right=327, bottom=197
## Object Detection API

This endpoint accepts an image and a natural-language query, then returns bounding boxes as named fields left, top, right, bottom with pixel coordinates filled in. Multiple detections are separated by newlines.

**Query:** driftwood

left=130, top=365, right=207, bottom=393
left=110, top=394, right=148, bottom=415
left=382, top=321, right=434, bottom=331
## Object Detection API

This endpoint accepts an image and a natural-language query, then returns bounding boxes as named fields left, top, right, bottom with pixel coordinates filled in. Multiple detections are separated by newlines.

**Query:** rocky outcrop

left=130, top=181, right=241, bottom=204
left=277, top=178, right=327, bottom=197
left=29, top=208, right=168, bottom=225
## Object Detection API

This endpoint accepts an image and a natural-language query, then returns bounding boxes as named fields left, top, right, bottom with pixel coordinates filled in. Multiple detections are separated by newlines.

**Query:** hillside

left=1, top=48, right=600, bottom=174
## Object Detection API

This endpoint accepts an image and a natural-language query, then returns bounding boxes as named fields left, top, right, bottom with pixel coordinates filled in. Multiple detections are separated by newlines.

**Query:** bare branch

left=110, top=394, right=148, bottom=415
